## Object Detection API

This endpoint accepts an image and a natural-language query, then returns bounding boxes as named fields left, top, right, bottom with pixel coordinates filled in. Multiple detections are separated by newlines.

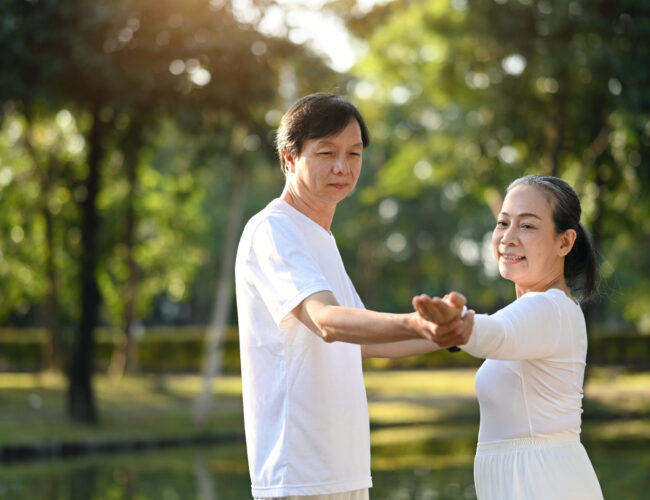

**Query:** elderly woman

left=363, top=175, right=603, bottom=499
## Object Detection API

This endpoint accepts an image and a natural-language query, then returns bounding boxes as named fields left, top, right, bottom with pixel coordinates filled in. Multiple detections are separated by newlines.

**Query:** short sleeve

left=245, top=215, right=332, bottom=329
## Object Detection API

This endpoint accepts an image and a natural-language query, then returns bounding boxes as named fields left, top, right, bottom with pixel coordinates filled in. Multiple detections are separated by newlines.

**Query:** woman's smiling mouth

left=501, top=253, right=525, bottom=262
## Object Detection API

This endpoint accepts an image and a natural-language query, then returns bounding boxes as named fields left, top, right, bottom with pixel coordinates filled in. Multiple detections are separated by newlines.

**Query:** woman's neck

left=515, top=276, right=572, bottom=300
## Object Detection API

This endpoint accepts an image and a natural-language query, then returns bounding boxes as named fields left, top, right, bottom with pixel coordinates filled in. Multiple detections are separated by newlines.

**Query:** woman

left=363, top=175, right=603, bottom=499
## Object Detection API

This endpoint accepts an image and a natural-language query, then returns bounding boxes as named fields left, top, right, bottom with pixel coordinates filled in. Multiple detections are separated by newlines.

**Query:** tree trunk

left=67, top=102, right=105, bottom=424
left=194, top=453, right=219, bottom=500
left=194, top=154, right=249, bottom=426
left=108, top=119, right=144, bottom=378
left=42, top=192, right=64, bottom=372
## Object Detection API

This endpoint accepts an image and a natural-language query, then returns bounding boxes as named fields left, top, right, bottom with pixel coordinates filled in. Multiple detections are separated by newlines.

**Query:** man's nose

left=332, top=155, right=350, bottom=175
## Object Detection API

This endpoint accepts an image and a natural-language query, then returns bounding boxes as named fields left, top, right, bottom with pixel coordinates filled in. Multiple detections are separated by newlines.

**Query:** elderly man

left=235, top=93, right=473, bottom=500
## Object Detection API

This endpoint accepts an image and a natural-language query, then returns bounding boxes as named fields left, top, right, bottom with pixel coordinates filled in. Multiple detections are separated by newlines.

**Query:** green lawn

left=0, top=367, right=648, bottom=447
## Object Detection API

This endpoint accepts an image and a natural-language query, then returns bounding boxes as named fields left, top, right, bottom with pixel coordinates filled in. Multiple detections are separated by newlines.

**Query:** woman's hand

left=412, top=292, right=474, bottom=347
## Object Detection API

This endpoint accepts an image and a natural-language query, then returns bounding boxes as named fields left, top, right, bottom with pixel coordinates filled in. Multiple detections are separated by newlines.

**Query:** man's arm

left=292, top=290, right=471, bottom=347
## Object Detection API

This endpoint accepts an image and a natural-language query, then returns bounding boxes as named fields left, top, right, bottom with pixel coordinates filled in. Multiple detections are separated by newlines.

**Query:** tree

left=334, top=0, right=650, bottom=340
left=0, top=0, right=335, bottom=423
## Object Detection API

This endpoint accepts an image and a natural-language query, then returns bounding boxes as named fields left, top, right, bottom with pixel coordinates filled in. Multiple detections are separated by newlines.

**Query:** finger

left=412, top=296, right=430, bottom=317
left=418, top=297, right=445, bottom=323
left=431, top=298, right=462, bottom=324
left=412, top=295, right=433, bottom=314
left=447, top=292, right=467, bottom=309
left=433, top=318, right=463, bottom=337
left=457, top=310, right=475, bottom=344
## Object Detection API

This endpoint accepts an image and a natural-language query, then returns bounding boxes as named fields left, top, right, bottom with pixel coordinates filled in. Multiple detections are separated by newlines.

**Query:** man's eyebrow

left=315, top=140, right=364, bottom=148
left=500, top=211, right=542, bottom=220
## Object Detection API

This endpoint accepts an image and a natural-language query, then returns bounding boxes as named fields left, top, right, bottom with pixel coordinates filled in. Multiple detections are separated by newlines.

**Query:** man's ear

left=558, top=229, right=577, bottom=257
left=282, top=151, right=297, bottom=174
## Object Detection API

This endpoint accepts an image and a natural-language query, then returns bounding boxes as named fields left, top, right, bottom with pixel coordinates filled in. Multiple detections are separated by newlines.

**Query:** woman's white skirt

left=474, top=434, right=603, bottom=500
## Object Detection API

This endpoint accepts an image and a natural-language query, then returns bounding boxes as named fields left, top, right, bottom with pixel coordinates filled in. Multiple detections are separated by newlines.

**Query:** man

left=235, top=93, right=473, bottom=500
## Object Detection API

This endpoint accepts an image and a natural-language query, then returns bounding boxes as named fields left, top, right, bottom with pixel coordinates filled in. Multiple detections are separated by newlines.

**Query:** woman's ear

left=558, top=229, right=577, bottom=256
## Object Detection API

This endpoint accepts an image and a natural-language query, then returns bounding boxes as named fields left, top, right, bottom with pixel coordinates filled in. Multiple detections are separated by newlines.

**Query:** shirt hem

left=251, top=476, right=372, bottom=498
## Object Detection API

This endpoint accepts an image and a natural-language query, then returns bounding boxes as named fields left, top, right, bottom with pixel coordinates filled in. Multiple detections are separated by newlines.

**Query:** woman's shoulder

left=522, top=288, right=580, bottom=309
left=513, top=289, right=585, bottom=335
left=493, top=289, right=580, bottom=322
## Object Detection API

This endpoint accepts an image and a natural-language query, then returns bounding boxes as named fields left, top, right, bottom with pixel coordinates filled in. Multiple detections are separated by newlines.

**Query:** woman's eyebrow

left=500, top=211, right=542, bottom=220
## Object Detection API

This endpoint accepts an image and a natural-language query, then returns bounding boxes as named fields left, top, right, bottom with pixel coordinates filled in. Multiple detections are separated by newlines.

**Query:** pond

left=1, top=430, right=648, bottom=499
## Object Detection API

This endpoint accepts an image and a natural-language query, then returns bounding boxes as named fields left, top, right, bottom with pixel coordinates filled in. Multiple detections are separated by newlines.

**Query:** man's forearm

left=314, top=305, right=424, bottom=344
left=294, top=290, right=471, bottom=347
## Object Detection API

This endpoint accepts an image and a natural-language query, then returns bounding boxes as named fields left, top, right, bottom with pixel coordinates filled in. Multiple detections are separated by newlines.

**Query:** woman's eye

left=496, top=220, right=508, bottom=227
left=318, top=151, right=332, bottom=156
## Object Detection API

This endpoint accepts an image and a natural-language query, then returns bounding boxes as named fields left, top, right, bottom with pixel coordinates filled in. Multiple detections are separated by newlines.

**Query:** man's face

left=284, top=119, right=363, bottom=206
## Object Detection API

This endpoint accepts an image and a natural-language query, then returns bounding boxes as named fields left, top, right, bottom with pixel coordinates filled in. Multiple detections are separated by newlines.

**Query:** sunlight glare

left=234, top=0, right=376, bottom=72
left=501, top=54, right=526, bottom=75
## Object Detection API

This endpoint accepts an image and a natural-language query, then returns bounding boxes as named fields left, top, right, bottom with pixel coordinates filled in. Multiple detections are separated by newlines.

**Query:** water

left=1, top=435, right=648, bottom=499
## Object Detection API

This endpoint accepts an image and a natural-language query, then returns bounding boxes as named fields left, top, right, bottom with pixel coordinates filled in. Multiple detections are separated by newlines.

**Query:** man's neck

left=281, top=187, right=336, bottom=233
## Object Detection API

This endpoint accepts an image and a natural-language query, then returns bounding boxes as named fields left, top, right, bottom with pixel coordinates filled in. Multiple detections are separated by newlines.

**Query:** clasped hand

left=412, top=292, right=475, bottom=348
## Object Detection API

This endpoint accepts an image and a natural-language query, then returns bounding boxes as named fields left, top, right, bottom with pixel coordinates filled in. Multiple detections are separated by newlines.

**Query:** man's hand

left=412, top=292, right=474, bottom=348
left=412, top=291, right=466, bottom=324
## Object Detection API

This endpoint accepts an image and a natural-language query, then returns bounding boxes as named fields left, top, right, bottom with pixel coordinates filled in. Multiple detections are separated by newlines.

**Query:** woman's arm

left=416, top=291, right=565, bottom=360
left=361, top=339, right=442, bottom=360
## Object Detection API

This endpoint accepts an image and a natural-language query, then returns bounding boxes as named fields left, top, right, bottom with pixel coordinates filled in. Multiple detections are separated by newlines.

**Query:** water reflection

left=0, top=433, right=648, bottom=499
left=0, top=443, right=251, bottom=500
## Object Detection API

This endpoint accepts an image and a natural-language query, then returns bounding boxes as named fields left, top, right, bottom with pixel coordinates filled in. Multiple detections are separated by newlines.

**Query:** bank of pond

left=1, top=424, right=648, bottom=500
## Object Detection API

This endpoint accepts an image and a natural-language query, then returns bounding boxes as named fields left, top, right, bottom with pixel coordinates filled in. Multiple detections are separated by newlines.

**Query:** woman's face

left=492, top=184, right=575, bottom=294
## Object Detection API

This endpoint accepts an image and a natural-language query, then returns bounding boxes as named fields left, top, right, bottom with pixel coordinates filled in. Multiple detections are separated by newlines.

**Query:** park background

left=1, top=0, right=649, bottom=498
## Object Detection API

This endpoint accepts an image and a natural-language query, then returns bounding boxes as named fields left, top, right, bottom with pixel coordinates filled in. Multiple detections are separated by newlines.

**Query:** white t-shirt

left=462, top=289, right=587, bottom=443
left=235, top=198, right=372, bottom=498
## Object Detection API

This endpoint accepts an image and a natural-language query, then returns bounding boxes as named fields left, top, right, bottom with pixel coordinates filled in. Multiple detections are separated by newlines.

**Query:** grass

left=0, top=367, right=648, bottom=448
left=0, top=373, right=244, bottom=445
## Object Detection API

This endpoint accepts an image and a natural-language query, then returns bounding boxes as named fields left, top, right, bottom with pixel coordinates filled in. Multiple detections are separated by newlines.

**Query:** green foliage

left=0, top=0, right=337, bottom=336
left=337, top=0, right=650, bottom=331
left=0, top=109, right=84, bottom=323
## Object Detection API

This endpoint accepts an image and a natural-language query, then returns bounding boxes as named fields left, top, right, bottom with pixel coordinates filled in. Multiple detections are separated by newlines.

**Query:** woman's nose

left=501, top=225, right=518, bottom=245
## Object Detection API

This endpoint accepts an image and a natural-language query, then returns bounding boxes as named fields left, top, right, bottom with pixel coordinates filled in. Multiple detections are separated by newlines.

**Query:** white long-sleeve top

left=461, top=289, right=587, bottom=444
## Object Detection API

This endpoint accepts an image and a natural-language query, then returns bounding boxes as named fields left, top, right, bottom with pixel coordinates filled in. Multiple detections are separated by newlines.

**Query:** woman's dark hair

left=276, top=93, right=370, bottom=175
left=507, top=175, right=599, bottom=303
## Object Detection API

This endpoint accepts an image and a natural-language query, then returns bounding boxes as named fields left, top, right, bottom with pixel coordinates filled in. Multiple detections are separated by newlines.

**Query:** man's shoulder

left=240, top=199, right=310, bottom=256
left=244, top=199, right=300, bottom=236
